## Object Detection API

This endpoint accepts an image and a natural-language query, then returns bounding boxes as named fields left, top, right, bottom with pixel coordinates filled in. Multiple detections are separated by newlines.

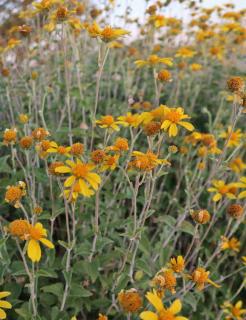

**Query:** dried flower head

left=3, top=128, right=17, bottom=145
left=5, top=181, right=26, bottom=208
left=32, top=128, right=50, bottom=141
left=144, top=121, right=161, bottom=136
left=70, top=143, right=84, bottom=156
left=191, top=209, right=211, bottom=224
left=48, top=161, right=64, bottom=176
left=19, top=136, right=33, bottom=149
left=227, top=204, right=243, bottom=219
left=227, top=77, right=244, bottom=92
left=118, top=289, right=142, bottom=313
left=8, top=219, right=30, bottom=240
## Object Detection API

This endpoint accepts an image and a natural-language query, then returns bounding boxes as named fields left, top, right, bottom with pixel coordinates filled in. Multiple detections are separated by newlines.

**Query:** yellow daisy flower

left=175, top=47, right=197, bottom=58
left=229, top=157, right=246, bottom=173
left=235, top=176, right=246, bottom=199
left=27, top=223, right=54, bottom=262
left=135, top=55, right=173, bottom=68
left=130, top=151, right=170, bottom=172
left=161, top=107, right=194, bottom=137
left=55, top=159, right=101, bottom=197
left=47, top=141, right=71, bottom=157
left=117, top=112, right=143, bottom=127
left=169, top=256, right=185, bottom=273
left=219, top=126, right=243, bottom=148
left=96, top=115, right=121, bottom=131
left=140, top=290, right=188, bottom=320
left=208, top=180, right=237, bottom=202
left=221, top=300, right=246, bottom=320
left=220, top=236, right=241, bottom=252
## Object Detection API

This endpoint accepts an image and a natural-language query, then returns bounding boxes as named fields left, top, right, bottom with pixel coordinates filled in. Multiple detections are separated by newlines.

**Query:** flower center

left=102, top=115, right=114, bottom=125
left=159, top=310, right=175, bottom=320
left=231, top=307, right=241, bottom=317
left=218, top=186, right=229, bottom=194
left=57, top=146, right=67, bottom=154
left=29, top=227, right=42, bottom=240
left=166, top=110, right=182, bottom=123
left=148, top=55, right=159, bottom=64
left=72, top=164, right=89, bottom=178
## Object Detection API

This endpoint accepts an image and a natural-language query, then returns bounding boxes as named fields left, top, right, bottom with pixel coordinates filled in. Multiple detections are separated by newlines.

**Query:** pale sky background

left=109, top=0, right=245, bottom=25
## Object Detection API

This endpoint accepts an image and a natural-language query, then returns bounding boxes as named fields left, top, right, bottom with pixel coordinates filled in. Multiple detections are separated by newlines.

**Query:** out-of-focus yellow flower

left=229, top=157, right=246, bottom=173
left=175, top=47, right=197, bottom=59
left=221, top=236, right=241, bottom=252
left=169, top=256, right=185, bottom=273
left=190, top=63, right=202, bottom=71
left=161, top=106, right=194, bottom=137
left=98, top=314, right=108, bottom=320
left=3, top=128, right=17, bottom=145
left=0, top=291, right=12, bottom=319
left=208, top=180, right=237, bottom=202
left=47, top=141, right=71, bottom=157
left=87, top=22, right=130, bottom=42
left=149, top=14, right=167, bottom=28
left=129, top=151, right=170, bottom=172
left=221, top=300, right=246, bottom=320
left=135, top=55, right=173, bottom=68
left=190, top=267, right=221, bottom=290
left=235, top=176, right=246, bottom=199
left=99, top=154, right=119, bottom=171
left=96, top=115, right=121, bottom=131
left=5, top=181, right=26, bottom=208
left=140, top=290, right=188, bottom=320
left=209, top=46, right=224, bottom=60
left=117, top=112, right=143, bottom=127
left=27, top=223, right=54, bottom=262
left=219, top=127, right=243, bottom=148
left=106, top=137, right=129, bottom=152
left=5, top=38, right=21, bottom=51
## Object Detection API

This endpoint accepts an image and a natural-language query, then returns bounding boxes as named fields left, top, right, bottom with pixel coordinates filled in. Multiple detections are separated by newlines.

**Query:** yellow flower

left=5, top=38, right=21, bottom=51
left=47, top=141, right=71, bottom=157
left=27, top=223, right=54, bottom=262
left=190, top=63, right=202, bottom=71
left=229, top=157, right=246, bottom=173
left=149, top=14, right=167, bottom=28
left=235, top=176, right=246, bottom=199
left=221, top=236, right=241, bottom=252
left=5, top=181, right=26, bottom=208
left=118, top=289, right=142, bottom=313
left=153, top=269, right=177, bottom=294
left=221, top=300, right=246, bottom=320
left=117, top=112, right=143, bottom=127
left=140, top=290, right=188, bottom=320
left=135, top=55, right=173, bottom=68
left=56, top=159, right=101, bottom=197
left=87, top=22, right=102, bottom=38
left=169, top=256, right=185, bottom=273
left=3, top=128, right=17, bottom=145
left=98, top=314, right=108, bottom=320
left=208, top=180, right=237, bottom=202
left=242, top=256, right=246, bottom=266
left=96, top=115, right=121, bottom=131
left=161, top=107, right=194, bottom=137
left=33, top=0, right=58, bottom=12
left=8, top=219, right=30, bottom=240
left=175, top=47, right=197, bottom=59
left=130, top=151, right=170, bottom=172
left=100, top=154, right=119, bottom=171
left=191, top=267, right=221, bottom=291
left=107, top=137, right=129, bottom=152
left=0, top=291, right=12, bottom=319
left=100, top=26, right=130, bottom=42
left=219, top=127, right=243, bottom=148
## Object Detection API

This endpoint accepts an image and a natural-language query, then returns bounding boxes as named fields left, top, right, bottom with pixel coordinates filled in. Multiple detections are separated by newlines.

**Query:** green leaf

left=36, top=269, right=58, bottom=279
left=41, top=283, right=63, bottom=297
left=69, top=283, right=93, bottom=297
left=179, top=221, right=195, bottom=236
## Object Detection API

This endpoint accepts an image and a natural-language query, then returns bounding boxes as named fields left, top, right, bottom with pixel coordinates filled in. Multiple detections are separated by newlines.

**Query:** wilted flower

left=118, top=289, right=142, bottom=313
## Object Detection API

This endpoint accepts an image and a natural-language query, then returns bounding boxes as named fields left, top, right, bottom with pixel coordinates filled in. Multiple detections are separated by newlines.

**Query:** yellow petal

left=0, top=292, right=11, bottom=299
left=238, top=190, right=246, bottom=199
left=55, top=166, right=72, bottom=173
left=64, top=175, right=76, bottom=187
left=40, top=238, right=54, bottom=249
left=213, top=193, right=222, bottom=202
left=0, top=308, right=6, bottom=319
left=179, top=121, right=194, bottom=131
left=79, top=180, right=94, bottom=197
left=145, top=291, right=163, bottom=312
left=176, top=317, right=189, bottom=320
left=161, top=120, right=171, bottom=130
left=169, top=123, right=178, bottom=137
left=140, top=311, right=158, bottom=320
left=27, top=239, right=41, bottom=262
left=169, top=299, right=182, bottom=315
left=0, top=301, right=12, bottom=309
